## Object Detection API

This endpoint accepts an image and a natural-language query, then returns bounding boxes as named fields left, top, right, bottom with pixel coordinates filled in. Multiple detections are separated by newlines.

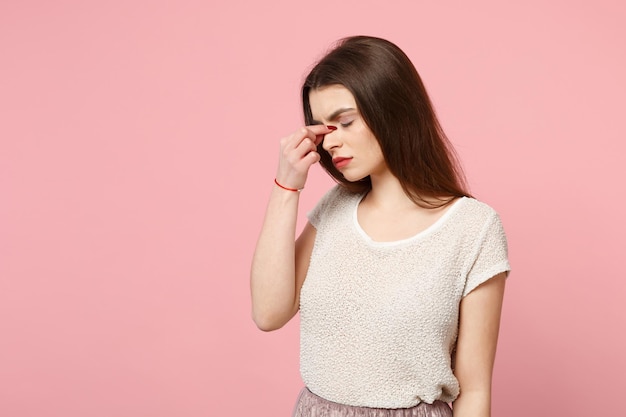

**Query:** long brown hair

left=302, top=36, right=471, bottom=208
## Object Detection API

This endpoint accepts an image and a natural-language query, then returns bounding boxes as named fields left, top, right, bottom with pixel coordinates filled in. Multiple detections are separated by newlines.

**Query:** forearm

left=250, top=186, right=300, bottom=330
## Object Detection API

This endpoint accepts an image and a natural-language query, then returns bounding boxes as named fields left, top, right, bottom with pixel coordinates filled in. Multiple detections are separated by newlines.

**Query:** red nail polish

left=327, top=125, right=337, bottom=131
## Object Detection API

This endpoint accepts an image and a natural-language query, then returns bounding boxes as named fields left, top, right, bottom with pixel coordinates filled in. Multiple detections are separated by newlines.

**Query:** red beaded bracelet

left=274, top=178, right=302, bottom=192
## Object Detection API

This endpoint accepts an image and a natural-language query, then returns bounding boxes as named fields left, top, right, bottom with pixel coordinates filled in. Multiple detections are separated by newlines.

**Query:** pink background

left=1, top=1, right=624, bottom=416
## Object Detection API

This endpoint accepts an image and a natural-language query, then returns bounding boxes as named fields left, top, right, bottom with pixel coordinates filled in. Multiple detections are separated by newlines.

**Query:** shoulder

left=456, top=197, right=509, bottom=249
left=307, top=184, right=362, bottom=227
left=455, top=197, right=502, bottom=225
left=457, top=198, right=511, bottom=294
left=322, top=183, right=357, bottom=200
left=447, top=197, right=508, bottom=243
left=315, top=184, right=361, bottom=209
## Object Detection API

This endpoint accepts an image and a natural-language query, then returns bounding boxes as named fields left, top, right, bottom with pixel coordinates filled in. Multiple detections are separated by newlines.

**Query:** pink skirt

left=292, top=388, right=453, bottom=417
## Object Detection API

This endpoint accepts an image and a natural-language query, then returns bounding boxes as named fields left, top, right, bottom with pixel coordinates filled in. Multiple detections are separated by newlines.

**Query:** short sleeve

left=307, top=185, right=342, bottom=229
left=463, top=212, right=511, bottom=297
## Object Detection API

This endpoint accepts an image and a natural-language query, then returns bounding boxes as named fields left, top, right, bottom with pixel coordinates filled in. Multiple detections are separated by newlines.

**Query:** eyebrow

left=311, top=107, right=356, bottom=124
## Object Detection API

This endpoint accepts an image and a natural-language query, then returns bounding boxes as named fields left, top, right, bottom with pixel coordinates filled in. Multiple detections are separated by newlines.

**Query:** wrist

left=274, top=178, right=302, bottom=192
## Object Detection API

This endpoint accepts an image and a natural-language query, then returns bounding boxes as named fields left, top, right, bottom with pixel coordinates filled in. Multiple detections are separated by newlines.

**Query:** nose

left=322, top=129, right=342, bottom=152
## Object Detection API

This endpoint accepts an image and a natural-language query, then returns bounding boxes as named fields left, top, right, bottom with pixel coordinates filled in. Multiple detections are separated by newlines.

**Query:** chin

left=343, top=173, right=369, bottom=183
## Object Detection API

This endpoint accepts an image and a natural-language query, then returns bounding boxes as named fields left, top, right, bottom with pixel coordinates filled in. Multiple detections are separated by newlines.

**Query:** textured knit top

left=299, top=185, right=510, bottom=408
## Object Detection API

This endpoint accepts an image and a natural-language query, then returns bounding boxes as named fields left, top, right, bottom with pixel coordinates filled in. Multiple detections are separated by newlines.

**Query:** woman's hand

left=275, top=125, right=335, bottom=190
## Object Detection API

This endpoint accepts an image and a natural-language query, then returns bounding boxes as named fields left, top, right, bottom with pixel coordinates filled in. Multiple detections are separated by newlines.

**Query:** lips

left=332, top=157, right=352, bottom=169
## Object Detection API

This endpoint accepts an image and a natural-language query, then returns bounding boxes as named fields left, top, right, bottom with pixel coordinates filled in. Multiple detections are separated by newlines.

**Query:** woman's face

left=309, top=85, right=387, bottom=182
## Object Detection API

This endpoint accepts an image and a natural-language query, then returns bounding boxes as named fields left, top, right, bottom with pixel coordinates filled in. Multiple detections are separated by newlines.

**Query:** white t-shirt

left=299, top=185, right=510, bottom=408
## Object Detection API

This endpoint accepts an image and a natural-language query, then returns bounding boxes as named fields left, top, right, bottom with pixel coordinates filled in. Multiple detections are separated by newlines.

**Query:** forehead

left=309, top=85, right=357, bottom=119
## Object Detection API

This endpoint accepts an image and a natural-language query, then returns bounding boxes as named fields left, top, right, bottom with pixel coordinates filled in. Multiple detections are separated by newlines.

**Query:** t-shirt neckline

left=352, top=194, right=467, bottom=247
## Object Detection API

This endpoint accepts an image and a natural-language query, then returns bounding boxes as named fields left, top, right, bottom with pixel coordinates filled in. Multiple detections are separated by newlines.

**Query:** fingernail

left=327, top=125, right=337, bottom=131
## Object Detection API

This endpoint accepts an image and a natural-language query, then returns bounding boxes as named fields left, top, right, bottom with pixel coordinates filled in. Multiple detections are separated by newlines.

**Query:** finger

left=280, top=135, right=316, bottom=165
left=293, top=125, right=335, bottom=147
left=292, top=150, right=320, bottom=173
left=307, top=150, right=321, bottom=165
left=281, top=125, right=335, bottom=154
left=306, top=125, right=336, bottom=146
left=296, top=136, right=317, bottom=152
left=281, top=127, right=314, bottom=152
left=290, top=137, right=318, bottom=161
left=306, top=124, right=336, bottom=134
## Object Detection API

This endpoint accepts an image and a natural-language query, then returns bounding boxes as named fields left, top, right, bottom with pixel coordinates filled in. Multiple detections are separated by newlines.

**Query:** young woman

left=250, top=36, right=510, bottom=417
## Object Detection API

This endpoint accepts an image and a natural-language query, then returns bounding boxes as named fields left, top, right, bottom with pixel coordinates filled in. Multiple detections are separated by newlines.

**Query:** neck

left=367, top=170, right=455, bottom=210
left=366, top=171, right=415, bottom=210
